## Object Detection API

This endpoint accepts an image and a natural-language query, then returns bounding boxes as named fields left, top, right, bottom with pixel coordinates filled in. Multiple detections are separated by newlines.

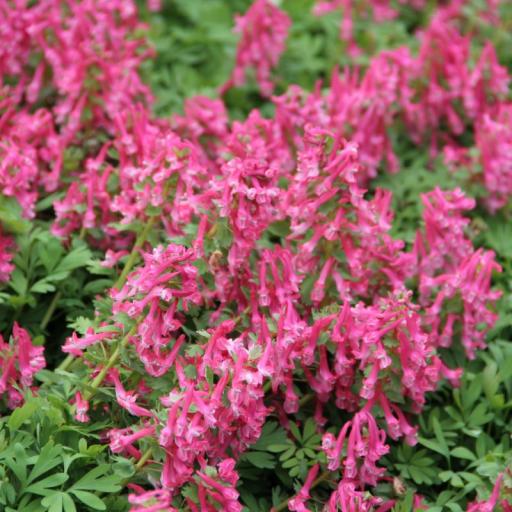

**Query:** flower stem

left=84, top=323, right=138, bottom=401
left=299, top=393, right=313, bottom=408
left=135, top=447, right=153, bottom=471
left=57, top=353, right=74, bottom=372
left=40, top=291, right=61, bottom=331
left=114, top=216, right=156, bottom=290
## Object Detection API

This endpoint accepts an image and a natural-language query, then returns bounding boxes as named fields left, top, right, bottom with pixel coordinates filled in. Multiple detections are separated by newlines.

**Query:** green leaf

left=432, top=417, right=450, bottom=458
left=27, top=442, right=63, bottom=484
left=62, top=493, right=76, bottom=512
left=41, top=492, right=76, bottom=512
left=8, top=268, right=28, bottom=296
left=30, top=279, right=56, bottom=294
left=450, top=474, right=464, bottom=487
left=267, top=443, right=294, bottom=453
left=302, top=418, right=317, bottom=442
left=408, top=466, right=432, bottom=485
left=112, top=459, right=135, bottom=479
left=70, top=465, right=121, bottom=493
left=279, top=447, right=296, bottom=462
left=462, top=378, right=483, bottom=411
left=446, top=504, right=464, bottom=512
left=281, top=457, right=298, bottom=469
left=289, top=422, right=302, bottom=443
left=0, top=196, right=31, bottom=234
left=38, top=238, right=63, bottom=272
left=54, top=245, right=92, bottom=274
left=439, top=471, right=454, bottom=482
left=250, top=422, right=288, bottom=451
left=69, top=490, right=106, bottom=510
left=451, top=447, right=476, bottom=461
left=67, top=316, right=95, bottom=335
left=266, top=220, right=291, bottom=238
left=243, top=452, right=276, bottom=469
left=5, top=454, right=28, bottom=486
left=400, top=490, right=414, bottom=512
left=8, top=401, right=39, bottom=431
left=42, top=493, right=64, bottom=512
left=468, top=403, right=493, bottom=427
left=482, top=363, right=501, bottom=403
left=25, top=473, right=69, bottom=496
left=418, top=437, right=448, bottom=457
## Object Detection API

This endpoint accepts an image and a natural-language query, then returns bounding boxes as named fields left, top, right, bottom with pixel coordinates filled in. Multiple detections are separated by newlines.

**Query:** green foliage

left=236, top=418, right=329, bottom=510
left=382, top=342, right=512, bottom=509
left=139, top=0, right=251, bottom=116
left=0, top=396, right=128, bottom=512
left=0, top=217, right=116, bottom=368
left=0, top=227, right=91, bottom=313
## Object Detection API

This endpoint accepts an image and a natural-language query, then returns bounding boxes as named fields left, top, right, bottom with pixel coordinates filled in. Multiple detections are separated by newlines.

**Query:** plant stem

left=57, top=353, right=74, bottom=372
left=272, top=470, right=331, bottom=512
left=135, top=448, right=153, bottom=471
left=84, top=323, right=138, bottom=400
left=299, top=393, right=313, bottom=408
left=114, top=216, right=156, bottom=290
left=40, top=291, right=61, bottom=330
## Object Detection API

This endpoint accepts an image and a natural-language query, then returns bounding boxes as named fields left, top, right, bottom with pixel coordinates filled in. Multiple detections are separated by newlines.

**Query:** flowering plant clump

left=0, top=1, right=511, bottom=511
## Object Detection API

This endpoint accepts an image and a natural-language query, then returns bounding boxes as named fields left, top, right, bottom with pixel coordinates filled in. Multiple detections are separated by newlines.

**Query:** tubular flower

left=0, top=323, right=45, bottom=409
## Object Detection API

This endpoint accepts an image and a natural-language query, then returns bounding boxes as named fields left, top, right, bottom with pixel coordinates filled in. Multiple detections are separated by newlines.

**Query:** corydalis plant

left=56, top=135, right=501, bottom=510
left=1, top=0, right=511, bottom=511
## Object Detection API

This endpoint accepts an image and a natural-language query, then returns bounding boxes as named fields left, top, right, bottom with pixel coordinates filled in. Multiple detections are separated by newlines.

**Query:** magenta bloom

left=221, top=0, right=291, bottom=96
left=0, top=323, right=45, bottom=409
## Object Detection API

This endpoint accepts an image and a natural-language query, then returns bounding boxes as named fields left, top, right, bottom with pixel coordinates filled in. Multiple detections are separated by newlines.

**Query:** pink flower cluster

left=313, top=0, right=504, bottom=58
left=475, top=104, right=512, bottom=212
left=0, top=323, right=45, bottom=408
left=111, top=244, right=202, bottom=377
left=221, top=0, right=291, bottom=96
left=0, top=0, right=152, bottom=222
left=52, top=109, right=210, bottom=250
left=63, top=136, right=499, bottom=509
left=415, top=188, right=501, bottom=358
left=275, top=9, right=510, bottom=189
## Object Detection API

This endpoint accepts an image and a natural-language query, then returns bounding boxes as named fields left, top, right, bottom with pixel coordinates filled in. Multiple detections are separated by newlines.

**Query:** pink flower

left=221, top=0, right=291, bottom=96
left=197, top=466, right=243, bottom=512
left=111, top=244, right=201, bottom=377
left=288, top=464, right=320, bottom=512
left=128, top=487, right=175, bottom=512
left=475, top=104, right=512, bottom=212
left=74, top=392, right=90, bottom=423
left=0, top=323, right=45, bottom=408
left=467, top=474, right=505, bottom=512
left=108, top=425, right=155, bottom=457
left=326, top=479, right=387, bottom=511
left=415, top=188, right=501, bottom=357
left=63, top=327, right=118, bottom=357
left=109, top=370, right=154, bottom=418
left=0, top=228, right=14, bottom=282
left=13, top=323, right=45, bottom=387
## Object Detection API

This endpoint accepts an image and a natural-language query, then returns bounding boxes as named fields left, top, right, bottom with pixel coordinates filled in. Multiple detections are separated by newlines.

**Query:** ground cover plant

left=0, top=0, right=511, bottom=510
